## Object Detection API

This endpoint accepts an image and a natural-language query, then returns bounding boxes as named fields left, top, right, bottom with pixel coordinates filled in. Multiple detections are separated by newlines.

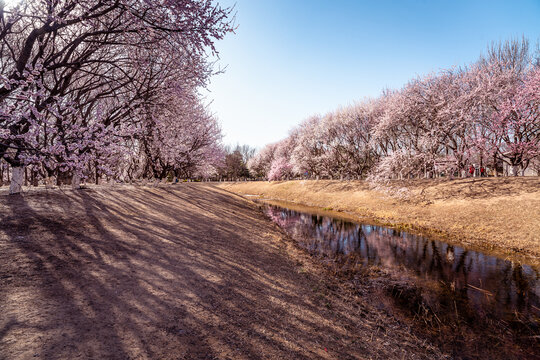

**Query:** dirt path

left=0, top=184, right=443, bottom=360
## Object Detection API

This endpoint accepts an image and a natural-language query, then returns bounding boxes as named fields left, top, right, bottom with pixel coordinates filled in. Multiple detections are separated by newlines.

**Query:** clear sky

left=205, top=0, right=540, bottom=149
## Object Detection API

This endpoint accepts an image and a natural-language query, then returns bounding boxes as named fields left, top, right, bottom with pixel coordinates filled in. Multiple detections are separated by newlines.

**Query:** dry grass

left=218, top=177, right=540, bottom=267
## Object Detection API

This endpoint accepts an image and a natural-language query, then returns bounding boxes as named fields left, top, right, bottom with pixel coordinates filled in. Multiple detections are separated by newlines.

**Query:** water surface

left=261, top=201, right=540, bottom=323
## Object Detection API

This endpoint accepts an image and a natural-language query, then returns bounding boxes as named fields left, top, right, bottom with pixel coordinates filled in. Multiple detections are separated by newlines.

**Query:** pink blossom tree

left=0, top=0, right=233, bottom=193
left=135, top=84, right=224, bottom=180
left=465, top=39, right=538, bottom=175
left=266, top=134, right=298, bottom=180
left=290, top=116, right=330, bottom=178
left=267, top=157, right=293, bottom=181
left=248, top=142, right=278, bottom=179
left=323, top=101, right=380, bottom=179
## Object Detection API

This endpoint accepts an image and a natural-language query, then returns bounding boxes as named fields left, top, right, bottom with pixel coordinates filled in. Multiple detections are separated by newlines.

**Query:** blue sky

left=205, top=0, right=540, bottom=149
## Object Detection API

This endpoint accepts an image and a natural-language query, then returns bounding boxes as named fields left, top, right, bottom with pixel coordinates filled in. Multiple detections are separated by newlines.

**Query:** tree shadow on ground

left=0, top=184, right=438, bottom=359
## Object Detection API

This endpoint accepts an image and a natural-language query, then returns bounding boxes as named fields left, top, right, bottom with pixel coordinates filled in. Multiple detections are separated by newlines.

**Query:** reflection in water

left=263, top=204, right=540, bottom=322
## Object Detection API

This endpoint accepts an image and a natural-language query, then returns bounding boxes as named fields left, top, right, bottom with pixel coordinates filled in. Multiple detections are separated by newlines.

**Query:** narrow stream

left=260, top=201, right=540, bottom=327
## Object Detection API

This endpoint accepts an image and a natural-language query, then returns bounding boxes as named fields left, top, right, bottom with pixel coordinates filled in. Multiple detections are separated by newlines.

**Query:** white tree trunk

left=45, top=176, right=55, bottom=189
left=72, top=172, right=81, bottom=190
left=511, top=165, right=519, bottom=176
left=9, top=166, right=24, bottom=195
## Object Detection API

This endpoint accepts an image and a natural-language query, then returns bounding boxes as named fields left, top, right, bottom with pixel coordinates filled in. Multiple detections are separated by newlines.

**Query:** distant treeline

left=249, top=38, right=540, bottom=180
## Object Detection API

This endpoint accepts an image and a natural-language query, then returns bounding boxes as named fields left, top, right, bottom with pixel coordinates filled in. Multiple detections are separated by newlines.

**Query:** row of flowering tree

left=0, top=0, right=233, bottom=193
left=250, top=39, right=540, bottom=181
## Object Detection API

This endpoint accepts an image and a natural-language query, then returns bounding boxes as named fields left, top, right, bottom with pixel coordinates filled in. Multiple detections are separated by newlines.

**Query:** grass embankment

left=219, top=177, right=540, bottom=267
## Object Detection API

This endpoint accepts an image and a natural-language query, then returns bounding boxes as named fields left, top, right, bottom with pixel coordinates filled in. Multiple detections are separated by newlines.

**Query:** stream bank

left=255, top=199, right=540, bottom=359
left=218, top=178, right=540, bottom=268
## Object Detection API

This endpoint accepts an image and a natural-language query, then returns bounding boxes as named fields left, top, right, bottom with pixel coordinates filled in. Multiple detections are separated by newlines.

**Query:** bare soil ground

left=0, top=184, right=445, bottom=360
left=219, top=177, right=540, bottom=267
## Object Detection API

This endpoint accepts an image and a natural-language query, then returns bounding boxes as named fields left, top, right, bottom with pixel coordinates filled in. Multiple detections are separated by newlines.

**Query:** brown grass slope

left=219, top=177, right=540, bottom=267
left=0, top=184, right=444, bottom=360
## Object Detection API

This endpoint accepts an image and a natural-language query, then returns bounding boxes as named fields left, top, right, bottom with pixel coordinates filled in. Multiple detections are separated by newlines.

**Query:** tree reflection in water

left=264, top=204, right=539, bottom=323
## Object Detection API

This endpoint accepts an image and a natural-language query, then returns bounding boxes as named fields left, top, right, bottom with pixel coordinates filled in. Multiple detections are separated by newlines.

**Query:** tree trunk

left=511, top=165, right=519, bottom=177
left=521, top=160, right=529, bottom=177
left=72, top=172, right=81, bottom=190
left=9, top=166, right=24, bottom=195
left=45, top=176, right=54, bottom=188
left=31, top=169, right=38, bottom=186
